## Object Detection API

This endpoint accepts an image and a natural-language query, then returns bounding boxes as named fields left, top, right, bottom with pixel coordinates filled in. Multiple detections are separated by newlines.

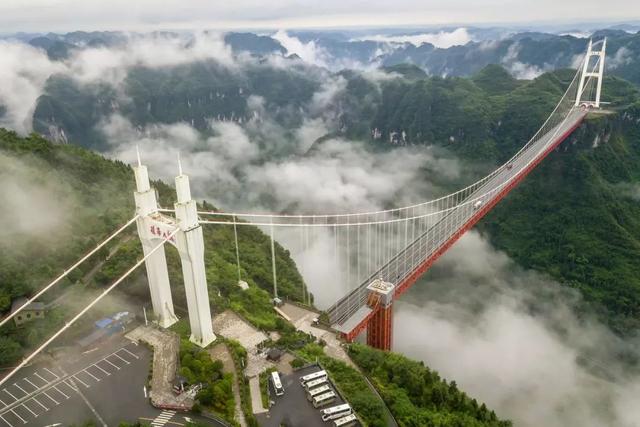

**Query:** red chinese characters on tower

left=149, top=224, right=176, bottom=243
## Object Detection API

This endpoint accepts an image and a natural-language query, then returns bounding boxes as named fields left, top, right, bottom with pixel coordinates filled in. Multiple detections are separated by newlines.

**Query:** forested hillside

left=349, top=344, right=511, bottom=427
left=0, top=130, right=306, bottom=366
left=482, top=106, right=640, bottom=334
left=358, top=66, right=640, bottom=334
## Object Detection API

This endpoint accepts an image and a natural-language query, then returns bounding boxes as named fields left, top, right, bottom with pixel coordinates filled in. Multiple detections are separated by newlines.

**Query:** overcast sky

left=1, top=0, right=639, bottom=33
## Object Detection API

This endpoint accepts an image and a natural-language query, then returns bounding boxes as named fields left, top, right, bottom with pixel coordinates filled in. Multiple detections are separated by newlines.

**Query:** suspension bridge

left=0, top=39, right=606, bottom=389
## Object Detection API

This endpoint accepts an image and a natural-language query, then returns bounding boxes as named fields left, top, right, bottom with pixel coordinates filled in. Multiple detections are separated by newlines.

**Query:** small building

left=11, top=298, right=45, bottom=326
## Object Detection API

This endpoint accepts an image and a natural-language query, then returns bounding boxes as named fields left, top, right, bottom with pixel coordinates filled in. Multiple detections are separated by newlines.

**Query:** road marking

left=31, top=398, right=48, bottom=412
left=12, top=385, right=27, bottom=396
left=10, top=409, right=25, bottom=425
left=82, top=369, right=101, bottom=382
left=150, top=410, right=176, bottom=426
left=102, top=359, right=120, bottom=370
left=42, top=392, right=59, bottom=405
left=53, top=385, right=69, bottom=399
left=0, top=397, right=7, bottom=407
left=0, top=414, right=11, bottom=427
left=3, top=391, right=17, bottom=402
left=33, top=373, right=48, bottom=384
left=93, top=364, right=110, bottom=376
left=43, top=369, right=58, bottom=380
left=119, top=348, right=139, bottom=359
left=110, top=353, right=130, bottom=365
left=70, top=376, right=89, bottom=388
left=22, top=379, right=38, bottom=390
left=20, top=403, right=37, bottom=418
left=139, top=417, right=184, bottom=427
left=67, top=378, right=107, bottom=427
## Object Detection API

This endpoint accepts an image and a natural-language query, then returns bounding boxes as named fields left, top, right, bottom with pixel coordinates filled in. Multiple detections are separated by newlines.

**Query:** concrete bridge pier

left=365, top=279, right=395, bottom=351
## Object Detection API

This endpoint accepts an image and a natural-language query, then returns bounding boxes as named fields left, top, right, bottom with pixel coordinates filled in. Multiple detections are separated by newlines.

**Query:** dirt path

left=249, top=376, right=268, bottom=414
left=209, top=343, right=247, bottom=427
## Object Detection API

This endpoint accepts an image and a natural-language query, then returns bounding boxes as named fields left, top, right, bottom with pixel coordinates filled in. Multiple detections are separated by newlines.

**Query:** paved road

left=0, top=335, right=226, bottom=427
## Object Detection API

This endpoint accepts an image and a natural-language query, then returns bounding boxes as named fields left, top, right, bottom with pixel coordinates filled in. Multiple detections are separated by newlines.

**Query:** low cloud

left=102, top=114, right=258, bottom=194
left=352, top=28, right=472, bottom=49
left=308, top=75, right=348, bottom=115
left=272, top=30, right=329, bottom=68
left=502, top=42, right=546, bottom=79
left=613, top=181, right=640, bottom=201
left=608, top=46, right=633, bottom=70
left=0, top=32, right=238, bottom=135
left=0, top=152, right=74, bottom=245
left=244, top=138, right=433, bottom=214
left=559, top=31, right=593, bottom=39
left=67, top=31, right=237, bottom=87
left=394, top=230, right=640, bottom=427
left=0, top=41, right=66, bottom=133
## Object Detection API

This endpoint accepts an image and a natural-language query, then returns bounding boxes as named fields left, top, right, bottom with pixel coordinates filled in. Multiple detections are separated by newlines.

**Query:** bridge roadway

left=329, top=107, right=587, bottom=339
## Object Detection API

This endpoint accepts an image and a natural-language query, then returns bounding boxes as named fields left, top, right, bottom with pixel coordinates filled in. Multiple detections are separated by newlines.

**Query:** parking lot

left=256, top=365, right=357, bottom=427
left=0, top=342, right=144, bottom=427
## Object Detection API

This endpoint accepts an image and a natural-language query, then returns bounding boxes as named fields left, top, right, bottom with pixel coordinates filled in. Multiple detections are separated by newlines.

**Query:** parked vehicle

left=312, top=391, right=336, bottom=408
left=333, top=413, right=357, bottom=427
left=304, top=376, right=328, bottom=391
left=271, top=371, right=284, bottom=396
left=300, top=370, right=327, bottom=386
left=307, top=384, right=332, bottom=401
left=321, top=404, right=352, bottom=422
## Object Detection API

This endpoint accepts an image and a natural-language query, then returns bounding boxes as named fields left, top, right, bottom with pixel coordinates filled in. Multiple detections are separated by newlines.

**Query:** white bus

left=306, top=384, right=331, bottom=401
left=312, top=391, right=336, bottom=408
left=300, top=370, right=327, bottom=386
left=333, top=414, right=357, bottom=427
left=304, top=376, right=328, bottom=391
left=271, top=371, right=284, bottom=396
left=321, top=404, right=352, bottom=422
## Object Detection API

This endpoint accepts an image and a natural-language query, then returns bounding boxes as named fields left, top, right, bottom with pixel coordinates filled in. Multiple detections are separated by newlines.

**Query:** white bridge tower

left=133, top=153, right=178, bottom=329
left=133, top=152, right=215, bottom=347
left=575, top=38, right=607, bottom=108
left=174, top=159, right=216, bottom=347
